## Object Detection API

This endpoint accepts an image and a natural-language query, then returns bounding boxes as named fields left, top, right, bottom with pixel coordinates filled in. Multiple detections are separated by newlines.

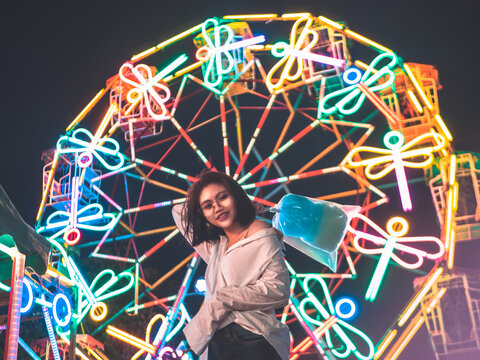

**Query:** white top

left=172, top=204, right=291, bottom=360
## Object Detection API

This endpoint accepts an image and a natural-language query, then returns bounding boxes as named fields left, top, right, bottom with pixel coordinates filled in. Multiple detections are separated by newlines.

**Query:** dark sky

left=1, top=1, right=479, bottom=359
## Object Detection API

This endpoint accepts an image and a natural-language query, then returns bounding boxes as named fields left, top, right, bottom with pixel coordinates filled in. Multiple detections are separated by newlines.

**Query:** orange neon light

left=389, top=317, right=424, bottom=360
left=374, top=329, right=397, bottom=359
left=398, top=267, right=443, bottom=327
left=403, top=64, right=433, bottom=110
left=106, top=325, right=155, bottom=354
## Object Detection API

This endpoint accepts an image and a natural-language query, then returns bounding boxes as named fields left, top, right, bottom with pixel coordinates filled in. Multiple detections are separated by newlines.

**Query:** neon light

left=20, top=279, right=34, bottom=314
left=342, top=67, right=362, bottom=85
left=223, top=14, right=278, bottom=19
left=271, top=41, right=345, bottom=67
left=425, top=288, right=446, bottom=313
left=334, top=297, right=357, bottom=320
left=297, top=275, right=374, bottom=360
left=349, top=214, right=444, bottom=270
left=90, top=269, right=135, bottom=303
left=357, top=81, right=399, bottom=126
left=319, top=52, right=397, bottom=117
left=449, top=154, right=457, bottom=185
left=106, top=325, right=155, bottom=354
left=90, top=302, right=108, bottom=321
left=403, top=63, right=433, bottom=110
left=38, top=203, right=120, bottom=242
left=18, top=337, right=42, bottom=360
left=194, top=278, right=206, bottom=293
left=66, top=88, right=106, bottom=132
left=344, top=29, right=393, bottom=53
left=196, top=19, right=261, bottom=89
left=389, top=317, right=424, bottom=360
left=407, top=90, right=423, bottom=113
left=385, top=131, right=412, bottom=211
left=154, top=24, right=203, bottom=51
left=374, top=329, right=397, bottom=359
left=41, top=295, right=61, bottom=360
left=345, top=131, right=446, bottom=209
left=196, top=35, right=265, bottom=62
left=282, top=12, right=312, bottom=18
left=434, top=114, right=453, bottom=141
left=130, top=47, right=156, bottom=61
left=266, top=17, right=322, bottom=92
left=52, top=293, right=72, bottom=327
left=56, top=128, right=124, bottom=170
left=318, top=16, right=344, bottom=30
left=398, top=267, right=443, bottom=327
left=119, top=55, right=188, bottom=120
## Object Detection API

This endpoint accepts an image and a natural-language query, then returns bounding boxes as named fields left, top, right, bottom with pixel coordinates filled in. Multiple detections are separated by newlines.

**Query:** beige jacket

left=172, top=204, right=291, bottom=360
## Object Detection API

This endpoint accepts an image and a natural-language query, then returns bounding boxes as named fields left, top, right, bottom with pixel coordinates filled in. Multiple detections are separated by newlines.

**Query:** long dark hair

left=183, top=171, right=256, bottom=246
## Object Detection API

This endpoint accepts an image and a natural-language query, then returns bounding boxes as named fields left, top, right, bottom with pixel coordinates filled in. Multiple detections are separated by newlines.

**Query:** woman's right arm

left=172, top=203, right=212, bottom=263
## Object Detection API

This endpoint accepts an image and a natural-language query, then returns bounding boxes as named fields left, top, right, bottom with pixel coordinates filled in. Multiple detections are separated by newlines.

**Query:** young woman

left=172, top=171, right=290, bottom=360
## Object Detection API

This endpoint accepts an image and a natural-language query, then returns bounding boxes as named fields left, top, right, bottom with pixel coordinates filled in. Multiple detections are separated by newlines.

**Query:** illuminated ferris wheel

left=9, top=11, right=478, bottom=360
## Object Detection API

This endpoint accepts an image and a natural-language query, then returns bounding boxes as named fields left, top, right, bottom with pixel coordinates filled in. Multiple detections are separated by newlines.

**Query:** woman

left=172, top=171, right=290, bottom=360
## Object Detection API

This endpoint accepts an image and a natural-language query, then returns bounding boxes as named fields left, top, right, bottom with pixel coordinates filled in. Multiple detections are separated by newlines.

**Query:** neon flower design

left=196, top=18, right=264, bottom=89
left=77, top=268, right=135, bottom=322
left=298, top=275, right=374, bottom=360
left=344, top=131, right=446, bottom=212
left=267, top=17, right=321, bottom=93
left=119, top=54, right=188, bottom=120
left=37, top=203, right=121, bottom=243
left=57, top=128, right=125, bottom=170
left=348, top=214, right=445, bottom=302
left=318, top=52, right=398, bottom=117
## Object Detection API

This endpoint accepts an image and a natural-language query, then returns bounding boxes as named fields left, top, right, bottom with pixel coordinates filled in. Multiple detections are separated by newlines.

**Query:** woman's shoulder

left=248, top=219, right=271, bottom=234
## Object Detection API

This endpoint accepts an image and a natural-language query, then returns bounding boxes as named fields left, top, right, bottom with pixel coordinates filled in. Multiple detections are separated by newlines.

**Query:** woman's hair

left=183, top=171, right=256, bottom=246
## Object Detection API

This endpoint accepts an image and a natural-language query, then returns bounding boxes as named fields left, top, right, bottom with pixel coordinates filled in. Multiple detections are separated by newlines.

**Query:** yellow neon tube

left=282, top=13, right=311, bottom=19
left=449, top=155, right=457, bottom=185
left=87, top=348, right=103, bottom=360
left=131, top=46, right=157, bottom=61
left=317, top=16, right=343, bottom=30
left=93, top=104, right=116, bottom=139
left=434, top=114, right=453, bottom=141
left=448, top=229, right=456, bottom=269
left=353, top=60, right=378, bottom=73
left=155, top=23, right=203, bottom=50
left=345, top=29, right=393, bottom=53
left=407, top=90, right=423, bottom=113
left=106, top=326, right=155, bottom=354
left=66, top=88, right=106, bottom=132
left=374, top=329, right=397, bottom=359
left=445, top=186, right=455, bottom=250
left=173, top=61, right=204, bottom=78
left=398, top=267, right=443, bottom=327
left=224, top=14, right=278, bottom=19
left=426, top=288, right=446, bottom=313
left=403, top=64, right=433, bottom=110
left=390, top=317, right=424, bottom=360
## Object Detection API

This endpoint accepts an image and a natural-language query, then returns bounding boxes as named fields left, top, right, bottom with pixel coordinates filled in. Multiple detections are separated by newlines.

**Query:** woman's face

left=198, top=182, right=239, bottom=231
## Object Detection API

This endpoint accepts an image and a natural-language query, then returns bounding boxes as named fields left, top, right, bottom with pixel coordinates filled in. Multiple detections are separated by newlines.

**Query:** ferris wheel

left=20, top=11, right=480, bottom=360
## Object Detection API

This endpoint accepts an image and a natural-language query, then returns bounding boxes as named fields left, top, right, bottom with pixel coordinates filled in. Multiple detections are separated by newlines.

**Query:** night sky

left=1, top=1, right=479, bottom=359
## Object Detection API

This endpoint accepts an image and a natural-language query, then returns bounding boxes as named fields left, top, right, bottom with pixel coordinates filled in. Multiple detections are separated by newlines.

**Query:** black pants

left=208, top=323, right=282, bottom=360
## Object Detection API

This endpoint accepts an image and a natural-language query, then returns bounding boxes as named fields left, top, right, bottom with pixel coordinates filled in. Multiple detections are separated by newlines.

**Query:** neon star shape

left=343, top=130, right=446, bottom=212
left=298, top=274, right=375, bottom=360
left=57, top=128, right=125, bottom=170
left=119, top=54, right=188, bottom=120
left=347, top=214, right=445, bottom=302
left=318, top=52, right=398, bottom=117
left=196, top=18, right=264, bottom=89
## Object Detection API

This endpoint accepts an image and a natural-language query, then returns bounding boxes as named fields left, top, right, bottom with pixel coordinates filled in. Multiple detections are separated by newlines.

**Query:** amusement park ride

left=1, top=12, right=480, bottom=360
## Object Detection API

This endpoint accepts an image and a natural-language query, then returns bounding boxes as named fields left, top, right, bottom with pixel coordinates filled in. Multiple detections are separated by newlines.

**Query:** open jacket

left=172, top=204, right=291, bottom=360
